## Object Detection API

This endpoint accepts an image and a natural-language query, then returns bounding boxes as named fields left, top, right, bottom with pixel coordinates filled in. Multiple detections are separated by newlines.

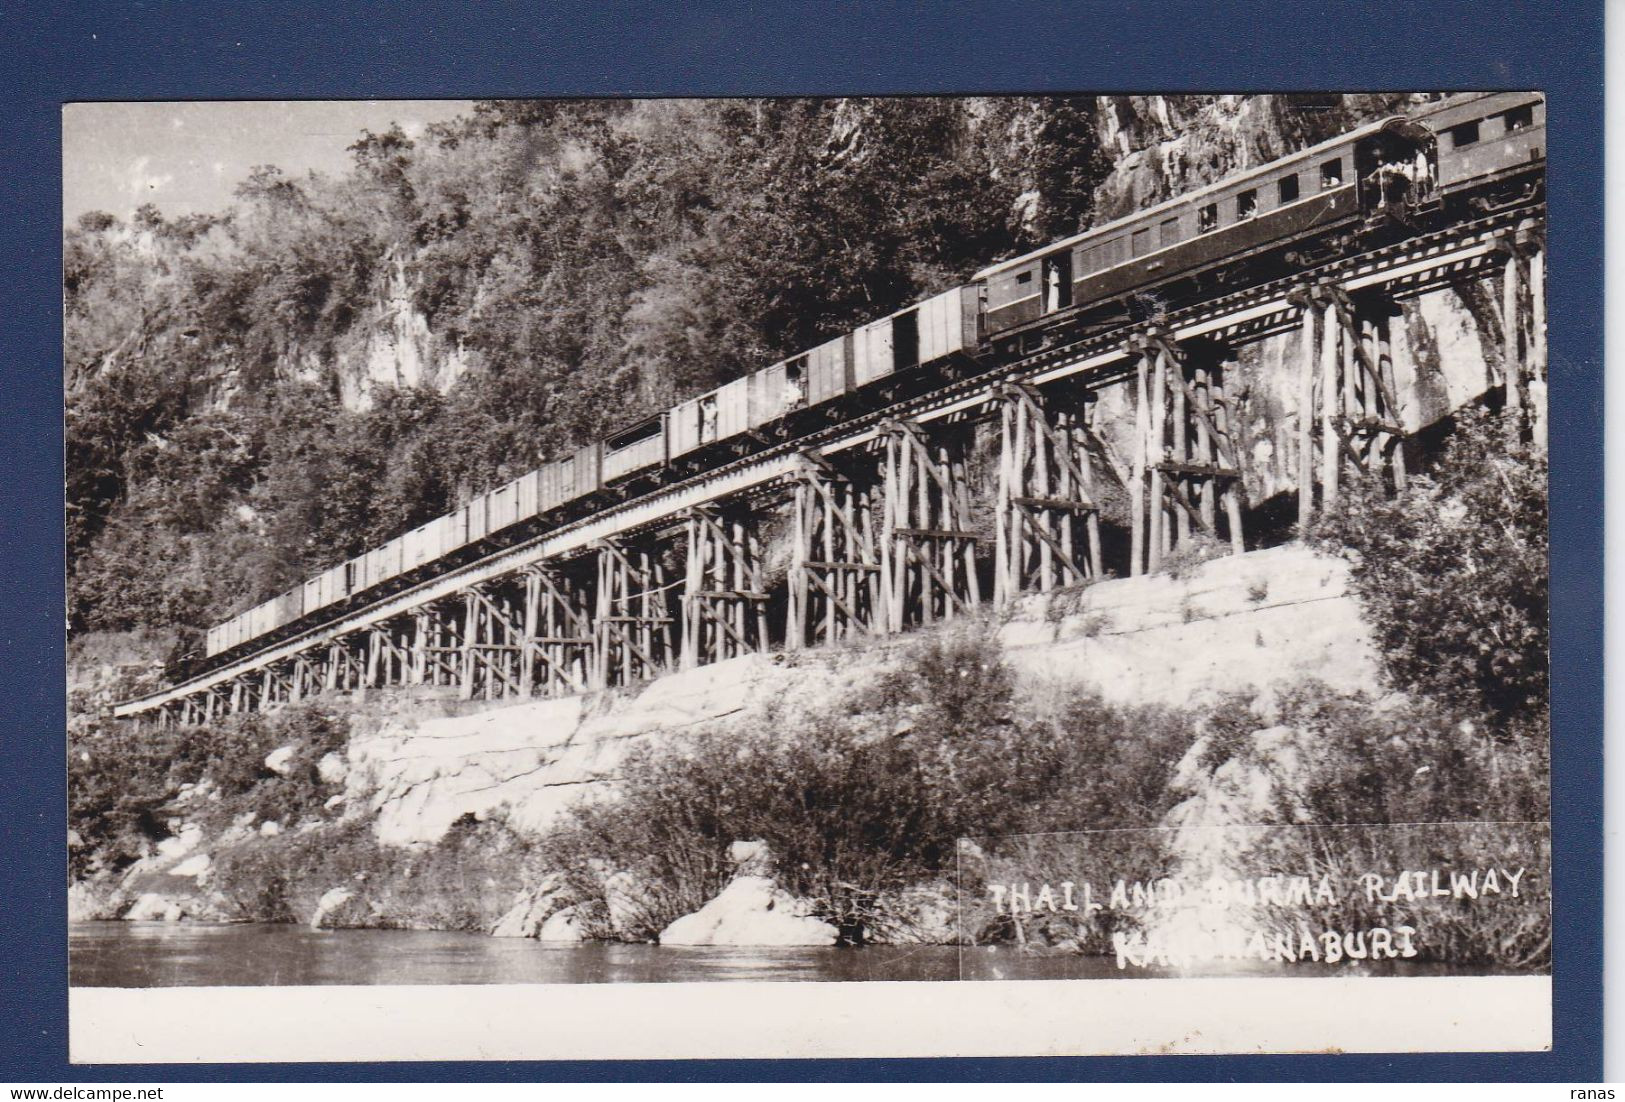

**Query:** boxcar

left=806, top=334, right=853, bottom=407
left=383, top=539, right=405, bottom=584
left=247, top=600, right=273, bottom=640
left=486, top=478, right=521, bottom=535
left=463, top=494, right=492, bottom=545
left=603, top=415, right=668, bottom=483
left=540, top=446, right=601, bottom=513
left=749, top=359, right=797, bottom=426
left=852, top=316, right=895, bottom=387
left=538, top=456, right=569, bottom=515
left=915, top=285, right=981, bottom=365
left=274, top=587, right=304, bottom=627
left=427, top=514, right=454, bottom=562
left=669, top=395, right=704, bottom=458
left=401, top=520, right=431, bottom=571
left=315, top=564, right=345, bottom=609
left=670, top=376, right=752, bottom=460
left=516, top=469, right=541, bottom=521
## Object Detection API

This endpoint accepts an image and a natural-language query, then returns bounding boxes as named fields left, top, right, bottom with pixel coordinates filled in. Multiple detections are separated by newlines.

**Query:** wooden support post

left=681, top=505, right=770, bottom=670
left=1212, top=363, right=1246, bottom=556
left=1171, top=354, right=1190, bottom=546
left=788, top=454, right=881, bottom=647
left=993, top=383, right=1101, bottom=604
left=459, top=592, right=478, bottom=700
left=520, top=566, right=593, bottom=697
left=1131, top=343, right=1148, bottom=575
left=593, top=539, right=674, bottom=690
left=1502, top=249, right=1523, bottom=418
left=880, top=421, right=979, bottom=632
left=1319, top=300, right=1340, bottom=508
left=410, top=609, right=428, bottom=685
left=1528, top=240, right=1547, bottom=448
left=1297, top=295, right=1317, bottom=532
left=1379, top=312, right=1407, bottom=488
left=1148, top=347, right=1167, bottom=570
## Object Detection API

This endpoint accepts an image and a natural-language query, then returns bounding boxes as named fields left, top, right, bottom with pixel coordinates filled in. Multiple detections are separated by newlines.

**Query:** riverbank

left=69, top=524, right=1550, bottom=968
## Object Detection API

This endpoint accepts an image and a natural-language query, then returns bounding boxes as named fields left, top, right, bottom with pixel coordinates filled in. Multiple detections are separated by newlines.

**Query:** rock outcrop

left=999, top=544, right=1376, bottom=708
left=660, top=877, right=838, bottom=948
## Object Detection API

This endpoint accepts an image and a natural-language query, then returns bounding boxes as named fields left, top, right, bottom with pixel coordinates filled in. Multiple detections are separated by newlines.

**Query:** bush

left=68, top=703, right=352, bottom=880
left=210, top=813, right=544, bottom=930
left=1236, top=681, right=1551, bottom=970
left=1312, top=409, right=1548, bottom=722
left=539, top=626, right=1200, bottom=943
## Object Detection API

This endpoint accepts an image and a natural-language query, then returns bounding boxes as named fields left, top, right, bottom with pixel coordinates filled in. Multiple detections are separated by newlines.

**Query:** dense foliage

left=68, top=704, right=349, bottom=880
left=540, top=626, right=1195, bottom=941
left=1311, top=410, right=1549, bottom=723
left=66, top=97, right=1115, bottom=646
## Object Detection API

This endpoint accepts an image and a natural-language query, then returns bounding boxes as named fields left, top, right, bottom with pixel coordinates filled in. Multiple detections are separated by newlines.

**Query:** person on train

left=784, top=364, right=806, bottom=411
left=699, top=394, right=719, bottom=443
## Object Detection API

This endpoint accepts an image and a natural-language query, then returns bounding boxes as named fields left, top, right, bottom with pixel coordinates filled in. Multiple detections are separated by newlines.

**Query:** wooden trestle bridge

left=115, top=206, right=1546, bottom=727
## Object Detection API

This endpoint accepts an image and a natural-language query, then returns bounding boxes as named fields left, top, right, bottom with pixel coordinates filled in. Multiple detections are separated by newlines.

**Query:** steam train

left=201, top=90, right=1544, bottom=665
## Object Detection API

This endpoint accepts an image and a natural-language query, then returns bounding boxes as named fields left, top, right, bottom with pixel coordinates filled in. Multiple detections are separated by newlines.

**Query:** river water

left=71, top=921, right=1464, bottom=987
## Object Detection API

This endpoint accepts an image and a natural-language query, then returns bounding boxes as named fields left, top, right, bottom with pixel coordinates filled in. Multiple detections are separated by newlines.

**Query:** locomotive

left=202, top=90, right=1544, bottom=665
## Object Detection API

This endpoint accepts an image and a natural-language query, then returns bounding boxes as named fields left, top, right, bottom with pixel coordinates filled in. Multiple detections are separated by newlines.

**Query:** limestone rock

left=168, top=853, right=212, bottom=881
left=68, top=881, right=111, bottom=922
left=310, top=887, right=355, bottom=929
left=259, top=820, right=282, bottom=837
left=877, top=881, right=959, bottom=944
left=491, top=876, right=568, bottom=939
left=125, top=892, right=185, bottom=923
left=155, top=823, right=203, bottom=860
left=727, top=839, right=772, bottom=876
left=539, top=906, right=585, bottom=943
left=317, top=752, right=349, bottom=785
left=265, top=745, right=297, bottom=776
left=659, top=876, right=837, bottom=947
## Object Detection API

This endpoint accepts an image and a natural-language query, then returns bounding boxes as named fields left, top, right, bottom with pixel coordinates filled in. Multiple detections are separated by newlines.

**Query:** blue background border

left=2, top=0, right=1604, bottom=1082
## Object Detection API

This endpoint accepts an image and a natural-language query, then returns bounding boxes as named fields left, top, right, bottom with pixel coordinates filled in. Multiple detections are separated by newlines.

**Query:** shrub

left=538, top=626, right=1201, bottom=943
left=1234, top=681, right=1551, bottom=970
left=210, top=813, right=544, bottom=930
left=68, top=703, right=352, bottom=880
left=1312, top=408, right=1548, bottom=722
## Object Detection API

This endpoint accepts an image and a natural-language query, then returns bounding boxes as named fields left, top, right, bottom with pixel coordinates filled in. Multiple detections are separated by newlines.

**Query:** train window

left=1131, top=226, right=1152, bottom=257
left=1197, top=204, right=1217, bottom=234
left=1503, top=104, right=1533, bottom=133
left=1278, top=174, right=1300, bottom=203
left=1449, top=120, right=1480, bottom=148
left=1159, top=217, right=1180, bottom=248
left=1320, top=159, right=1343, bottom=189
left=1236, top=189, right=1258, bottom=220
left=1016, top=270, right=1033, bottom=286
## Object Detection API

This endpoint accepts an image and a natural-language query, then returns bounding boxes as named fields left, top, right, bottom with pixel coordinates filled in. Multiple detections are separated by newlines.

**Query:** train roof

left=971, top=92, right=1533, bottom=283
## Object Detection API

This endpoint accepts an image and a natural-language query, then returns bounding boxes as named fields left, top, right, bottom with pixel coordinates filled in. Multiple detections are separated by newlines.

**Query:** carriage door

left=1042, top=252, right=1072, bottom=314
